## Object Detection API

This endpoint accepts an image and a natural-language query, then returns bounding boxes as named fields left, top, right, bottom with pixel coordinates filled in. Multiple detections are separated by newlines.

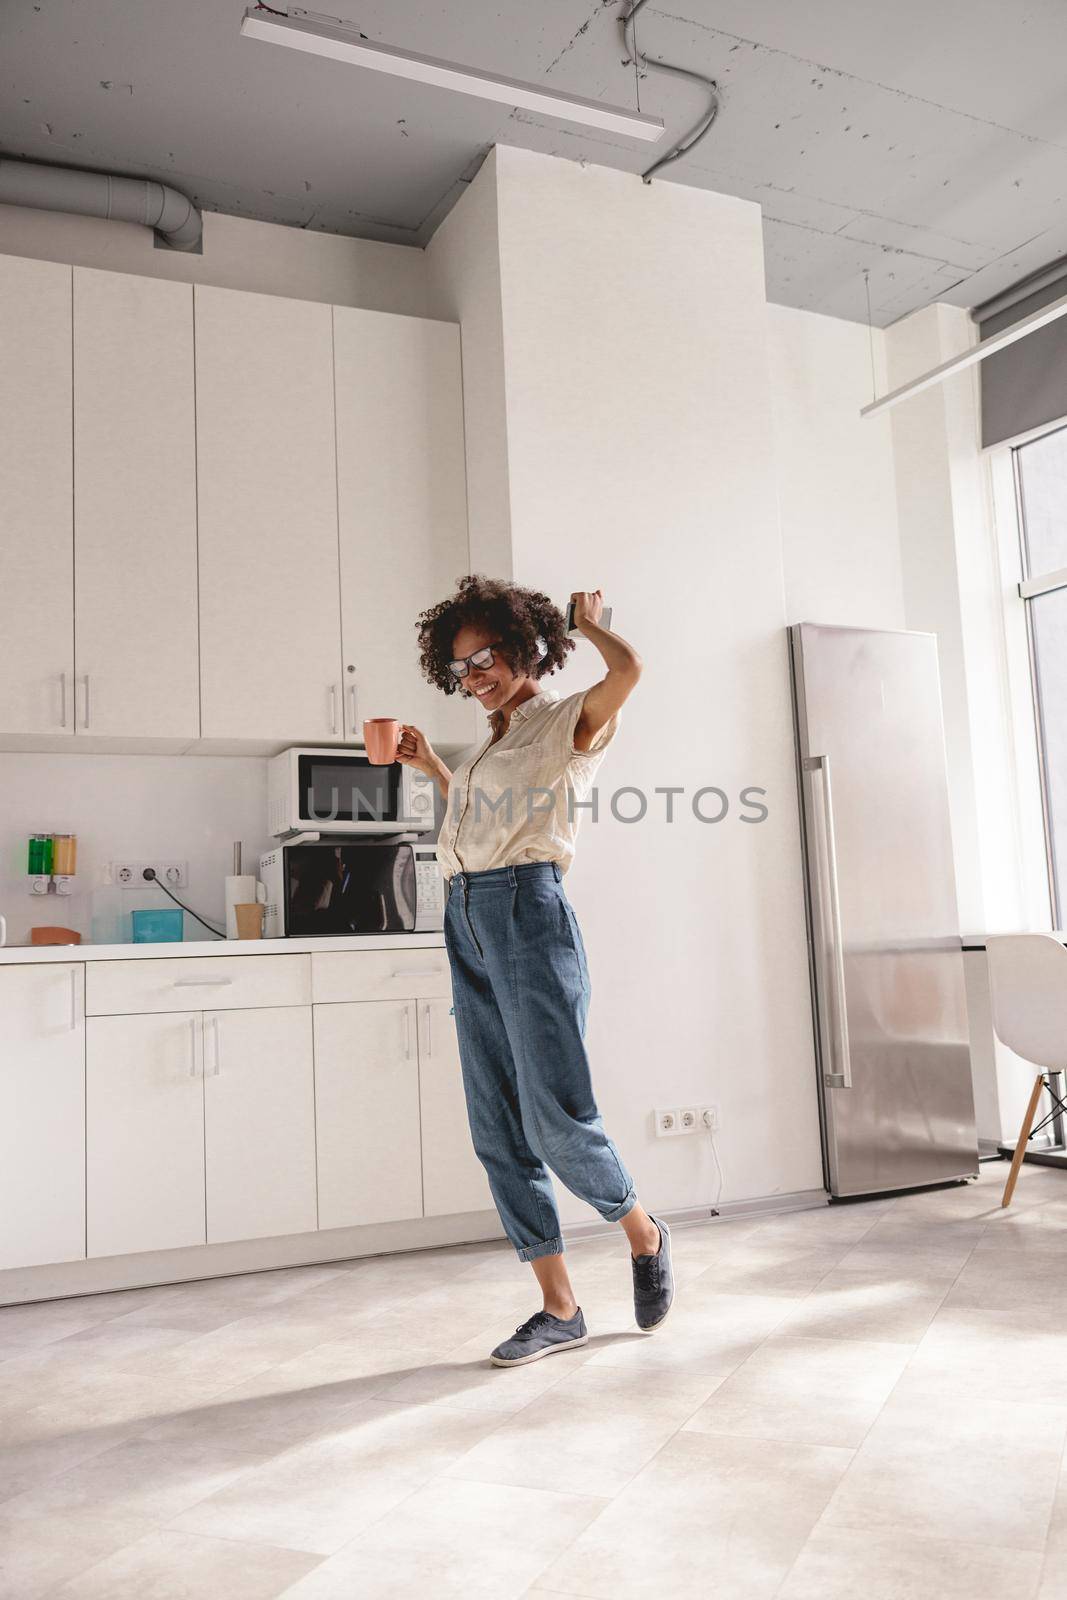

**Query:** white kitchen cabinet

left=86, top=1011, right=206, bottom=1258
left=312, top=948, right=451, bottom=1005
left=0, top=256, right=475, bottom=755
left=417, top=998, right=493, bottom=1217
left=0, top=942, right=501, bottom=1297
left=313, top=1000, right=423, bottom=1229
left=73, top=269, right=199, bottom=738
left=0, top=965, right=85, bottom=1270
left=195, top=284, right=343, bottom=744
left=86, top=953, right=310, bottom=1017
left=204, top=1006, right=317, bottom=1243
left=0, top=255, right=74, bottom=738
left=333, top=308, right=477, bottom=746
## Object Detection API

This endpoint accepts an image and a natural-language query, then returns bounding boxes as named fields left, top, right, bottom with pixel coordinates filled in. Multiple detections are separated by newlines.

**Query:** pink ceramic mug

left=363, top=718, right=400, bottom=765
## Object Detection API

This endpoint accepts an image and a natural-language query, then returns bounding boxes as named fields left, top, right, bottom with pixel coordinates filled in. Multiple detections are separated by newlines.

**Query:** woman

left=397, top=574, right=674, bottom=1368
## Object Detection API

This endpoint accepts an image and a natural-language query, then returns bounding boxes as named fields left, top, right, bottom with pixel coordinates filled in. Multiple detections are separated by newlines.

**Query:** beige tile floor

left=2, top=1163, right=1067, bottom=1598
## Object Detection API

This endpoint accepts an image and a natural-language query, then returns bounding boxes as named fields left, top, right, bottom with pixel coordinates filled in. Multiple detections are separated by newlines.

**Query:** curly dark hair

left=416, top=574, right=574, bottom=696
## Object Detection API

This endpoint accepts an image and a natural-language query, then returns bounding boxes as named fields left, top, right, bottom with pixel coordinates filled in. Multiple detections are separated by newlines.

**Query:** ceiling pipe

left=0, top=157, right=203, bottom=252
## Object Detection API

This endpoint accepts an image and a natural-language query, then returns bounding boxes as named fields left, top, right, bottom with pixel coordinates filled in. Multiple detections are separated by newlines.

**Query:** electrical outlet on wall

left=115, top=861, right=188, bottom=890
left=654, top=1104, right=721, bottom=1137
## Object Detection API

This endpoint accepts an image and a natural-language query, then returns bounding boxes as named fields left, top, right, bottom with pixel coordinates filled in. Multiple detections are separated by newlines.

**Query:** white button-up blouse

left=435, top=686, right=621, bottom=881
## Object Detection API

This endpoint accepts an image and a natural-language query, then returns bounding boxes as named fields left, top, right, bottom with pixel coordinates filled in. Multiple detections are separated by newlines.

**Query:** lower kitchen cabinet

left=87, top=1010, right=206, bottom=1258
left=87, top=1006, right=318, bottom=1257
left=313, top=1000, right=423, bottom=1228
left=204, top=1006, right=317, bottom=1243
left=0, top=965, right=85, bottom=1271
left=3, top=950, right=488, bottom=1289
left=417, top=999, right=494, bottom=1217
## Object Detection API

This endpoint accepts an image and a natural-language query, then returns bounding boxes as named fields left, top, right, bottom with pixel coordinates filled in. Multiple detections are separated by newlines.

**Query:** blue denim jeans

left=443, top=859, right=638, bottom=1261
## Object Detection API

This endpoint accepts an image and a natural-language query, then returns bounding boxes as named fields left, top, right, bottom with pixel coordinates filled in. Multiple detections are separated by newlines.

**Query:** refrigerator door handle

left=806, top=753, right=853, bottom=1090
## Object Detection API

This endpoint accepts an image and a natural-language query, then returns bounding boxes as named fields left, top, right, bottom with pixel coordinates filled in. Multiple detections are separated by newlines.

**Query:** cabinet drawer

left=85, top=955, right=311, bottom=1016
left=312, top=949, right=451, bottom=1004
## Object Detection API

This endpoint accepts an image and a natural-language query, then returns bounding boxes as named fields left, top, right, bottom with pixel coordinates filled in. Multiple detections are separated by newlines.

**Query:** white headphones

left=535, top=635, right=548, bottom=659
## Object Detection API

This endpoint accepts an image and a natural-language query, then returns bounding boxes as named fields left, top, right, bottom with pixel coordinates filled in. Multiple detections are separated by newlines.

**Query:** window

left=1015, top=425, right=1067, bottom=926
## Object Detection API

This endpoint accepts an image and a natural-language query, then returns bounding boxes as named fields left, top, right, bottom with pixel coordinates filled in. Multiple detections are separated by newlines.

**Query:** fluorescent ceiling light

left=861, top=288, right=1067, bottom=419
left=240, top=6, right=665, bottom=143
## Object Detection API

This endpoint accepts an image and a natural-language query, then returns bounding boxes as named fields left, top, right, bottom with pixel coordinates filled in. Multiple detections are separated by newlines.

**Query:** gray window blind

left=978, top=258, right=1067, bottom=449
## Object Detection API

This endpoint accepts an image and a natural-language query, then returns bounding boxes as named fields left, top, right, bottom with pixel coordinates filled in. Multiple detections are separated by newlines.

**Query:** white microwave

left=267, top=747, right=435, bottom=839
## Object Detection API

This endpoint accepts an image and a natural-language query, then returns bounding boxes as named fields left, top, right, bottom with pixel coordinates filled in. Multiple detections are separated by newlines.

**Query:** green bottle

left=28, top=834, right=53, bottom=874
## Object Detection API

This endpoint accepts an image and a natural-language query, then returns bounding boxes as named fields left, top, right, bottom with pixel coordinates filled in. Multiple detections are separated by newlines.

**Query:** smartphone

left=566, top=600, right=613, bottom=635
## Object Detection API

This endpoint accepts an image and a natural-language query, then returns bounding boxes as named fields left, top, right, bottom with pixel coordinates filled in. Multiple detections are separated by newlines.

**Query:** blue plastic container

left=131, top=908, right=184, bottom=943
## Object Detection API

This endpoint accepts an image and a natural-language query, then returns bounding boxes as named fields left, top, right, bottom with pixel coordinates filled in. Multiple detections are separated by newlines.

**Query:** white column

left=430, top=146, right=823, bottom=1212
left=887, top=303, right=1050, bottom=1142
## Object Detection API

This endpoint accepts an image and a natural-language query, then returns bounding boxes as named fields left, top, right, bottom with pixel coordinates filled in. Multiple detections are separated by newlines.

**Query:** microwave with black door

left=259, top=838, right=445, bottom=938
left=268, top=747, right=435, bottom=839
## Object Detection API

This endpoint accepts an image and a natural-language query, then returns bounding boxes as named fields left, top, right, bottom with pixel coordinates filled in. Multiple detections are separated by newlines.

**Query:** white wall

left=0, top=203, right=430, bottom=317
left=0, top=754, right=270, bottom=946
left=768, top=304, right=904, bottom=630
left=450, top=147, right=825, bottom=1219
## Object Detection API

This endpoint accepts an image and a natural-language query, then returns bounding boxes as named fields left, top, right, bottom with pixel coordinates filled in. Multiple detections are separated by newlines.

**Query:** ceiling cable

left=621, top=0, right=721, bottom=184
left=631, top=3, right=641, bottom=114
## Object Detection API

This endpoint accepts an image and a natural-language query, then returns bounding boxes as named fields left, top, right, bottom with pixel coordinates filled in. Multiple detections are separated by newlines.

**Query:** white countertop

left=0, top=933, right=447, bottom=966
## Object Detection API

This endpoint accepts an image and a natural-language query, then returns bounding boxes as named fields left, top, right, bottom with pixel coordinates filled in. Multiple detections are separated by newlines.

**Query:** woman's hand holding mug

left=398, top=724, right=452, bottom=802
left=397, top=724, right=436, bottom=776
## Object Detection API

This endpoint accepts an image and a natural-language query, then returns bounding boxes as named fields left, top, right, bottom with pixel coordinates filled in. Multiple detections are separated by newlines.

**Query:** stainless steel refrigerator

left=789, top=623, right=979, bottom=1197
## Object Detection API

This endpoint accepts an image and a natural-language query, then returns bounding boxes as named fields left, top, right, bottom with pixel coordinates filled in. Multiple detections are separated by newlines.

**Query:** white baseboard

left=0, top=1187, right=830, bottom=1308
left=560, top=1187, right=829, bottom=1243
left=0, top=1211, right=506, bottom=1308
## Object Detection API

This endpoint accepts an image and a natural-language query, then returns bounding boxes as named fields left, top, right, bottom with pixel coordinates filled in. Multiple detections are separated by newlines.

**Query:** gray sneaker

left=489, top=1307, right=588, bottom=1367
left=631, top=1214, right=674, bottom=1331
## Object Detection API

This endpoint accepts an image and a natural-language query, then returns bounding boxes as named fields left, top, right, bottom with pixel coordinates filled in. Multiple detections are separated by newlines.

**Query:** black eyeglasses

left=447, top=641, right=505, bottom=679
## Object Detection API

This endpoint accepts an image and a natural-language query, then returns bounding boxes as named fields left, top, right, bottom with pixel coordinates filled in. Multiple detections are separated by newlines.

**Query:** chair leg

left=1002, top=1074, right=1047, bottom=1208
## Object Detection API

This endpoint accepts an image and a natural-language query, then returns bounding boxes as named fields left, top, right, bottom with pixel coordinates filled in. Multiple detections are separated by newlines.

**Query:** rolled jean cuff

left=517, top=1235, right=566, bottom=1263
left=602, top=1188, right=639, bottom=1223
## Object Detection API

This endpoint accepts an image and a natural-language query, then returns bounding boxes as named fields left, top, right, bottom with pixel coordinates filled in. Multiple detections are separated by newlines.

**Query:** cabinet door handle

left=402, top=1005, right=412, bottom=1060
left=59, top=672, right=68, bottom=730
left=80, top=674, right=91, bottom=730
left=189, top=1015, right=198, bottom=1077
left=423, top=1002, right=433, bottom=1058
left=211, top=1015, right=222, bottom=1076
left=172, top=976, right=233, bottom=987
left=329, top=684, right=339, bottom=736
left=69, top=969, right=78, bottom=1031
left=348, top=682, right=358, bottom=735
left=390, top=968, right=440, bottom=980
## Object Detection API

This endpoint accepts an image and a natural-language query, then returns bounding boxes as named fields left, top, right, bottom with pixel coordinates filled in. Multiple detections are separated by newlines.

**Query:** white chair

left=986, top=933, right=1067, bottom=1208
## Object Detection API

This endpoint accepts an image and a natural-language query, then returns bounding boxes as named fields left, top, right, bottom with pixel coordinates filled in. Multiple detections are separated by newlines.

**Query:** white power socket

left=115, top=861, right=188, bottom=891
left=654, top=1104, right=719, bottom=1138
